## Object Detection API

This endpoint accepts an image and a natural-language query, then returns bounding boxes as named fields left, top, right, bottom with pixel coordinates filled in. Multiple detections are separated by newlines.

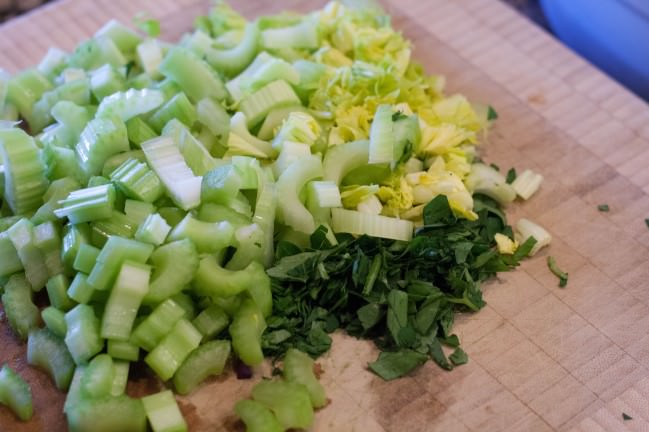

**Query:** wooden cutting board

left=2, top=0, right=649, bottom=430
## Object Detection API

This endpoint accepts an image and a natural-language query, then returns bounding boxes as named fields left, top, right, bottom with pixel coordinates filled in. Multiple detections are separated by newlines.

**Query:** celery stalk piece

left=191, top=305, right=229, bottom=340
left=173, top=340, right=230, bottom=395
left=145, top=319, right=202, bottom=381
left=123, top=199, right=155, bottom=225
left=323, top=140, right=370, bottom=185
left=135, top=213, right=171, bottom=246
left=64, top=304, right=104, bottom=365
left=96, top=20, right=143, bottom=54
left=226, top=112, right=274, bottom=158
left=239, top=80, right=301, bottom=129
left=32, top=177, right=81, bottom=224
left=37, top=47, right=67, bottom=79
left=100, top=261, right=150, bottom=340
left=61, top=223, right=90, bottom=275
left=158, top=207, right=187, bottom=228
left=253, top=167, right=277, bottom=267
left=225, top=51, right=274, bottom=103
left=0, top=364, right=33, bottom=421
left=368, top=104, right=395, bottom=164
left=0, top=233, right=24, bottom=277
left=251, top=380, right=314, bottom=430
left=54, top=184, right=116, bottom=224
left=276, top=155, right=323, bottom=234
left=257, top=105, right=306, bottom=141
left=126, top=117, right=157, bottom=147
left=196, top=98, right=229, bottom=140
left=511, top=169, right=543, bottom=200
left=0, top=128, right=49, bottom=215
left=332, top=208, right=414, bottom=241
left=90, top=64, right=126, bottom=101
left=272, top=140, right=311, bottom=178
left=226, top=223, right=265, bottom=270
left=73, top=243, right=101, bottom=274
left=283, top=348, right=327, bottom=407
left=42, top=306, right=68, bottom=338
left=157, top=78, right=182, bottom=102
left=143, top=239, right=199, bottom=305
left=63, top=365, right=85, bottom=413
left=1, top=274, right=40, bottom=340
left=239, top=57, right=300, bottom=95
left=87, top=236, right=154, bottom=291
left=198, top=203, right=251, bottom=226
left=96, top=88, right=164, bottom=122
left=228, top=299, right=266, bottom=366
left=80, top=353, right=115, bottom=399
left=141, top=136, right=203, bottom=211
left=110, top=361, right=130, bottom=396
left=46, top=274, right=75, bottom=311
left=168, top=214, right=234, bottom=253
left=271, top=111, right=321, bottom=151
left=205, top=23, right=260, bottom=77
left=162, top=119, right=219, bottom=176
left=142, top=390, right=188, bottom=432
left=110, top=158, right=165, bottom=203
left=6, top=69, right=53, bottom=126
left=261, top=17, right=319, bottom=49
left=7, top=218, right=49, bottom=290
left=159, top=47, right=227, bottom=102
left=464, top=163, right=516, bottom=205
left=91, top=210, right=138, bottom=245
left=108, top=339, right=140, bottom=362
left=148, top=92, right=197, bottom=133
left=75, top=116, right=129, bottom=177
left=516, top=218, right=551, bottom=256
left=200, top=164, right=242, bottom=204
left=131, top=299, right=186, bottom=351
left=102, top=150, right=146, bottom=177
left=61, top=68, right=87, bottom=83
left=307, top=181, right=341, bottom=208
left=27, top=328, right=75, bottom=391
left=66, top=395, right=147, bottom=432
left=235, top=400, right=283, bottom=432
left=31, top=78, right=91, bottom=133
left=137, top=39, right=164, bottom=79
left=67, top=273, right=94, bottom=304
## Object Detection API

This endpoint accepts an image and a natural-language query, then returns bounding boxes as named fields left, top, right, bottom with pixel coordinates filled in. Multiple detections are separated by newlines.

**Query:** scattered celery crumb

left=597, top=204, right=609, bottom=212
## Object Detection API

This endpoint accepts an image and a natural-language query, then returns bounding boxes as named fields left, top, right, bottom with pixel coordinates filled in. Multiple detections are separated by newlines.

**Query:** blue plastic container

left=540, top=0, right=649, bottom=101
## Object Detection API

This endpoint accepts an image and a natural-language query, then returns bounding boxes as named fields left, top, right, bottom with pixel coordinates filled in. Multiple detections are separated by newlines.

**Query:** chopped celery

left=91, top=210, right=138, bottom=245
left=126, top=117, right=157, bottom=147
left=201, top=164, right=241, bottom=204
left=124, top=199, right=155, bottom=226
left=235, top=400, right=283, bottom=432
left=168, top=214, right=234, bottom=253
left=332, top=208, right=414, bottom=241
left=111, top=361, right=130, bottom=396
left=196, top=98, right=229, bottom=140
left=369, top=104, right=395, bottom=164
left=251, top=380, right=314, bottom=430
left=192, top=305, right=230, bottom=340
left=0, top=233, right=24, bottom=277
left=516, top=218, right=551, bottom=256
left=323, top=140, right=370, bottom=185
left=465, top=163, right=516, bottom=205
left=148, top=92, right=197, bottom=133
left=80, top=353, right=114, bottom=399
left=90, top=65, right=126, bottom=101
left=7, top=218, right=49, bottom=290
left=75, top=116, right=129, bottom=177
left=61, top=224, right=90, bottom=275
left=32, top=177, right=81, bottom=224
left=96, top=20, right=143, bottom=54
left=31, top=78, right=91, bottom=133
left=511, top=169, right=543, bottom=200
left=54, top=184, right=116, bottom=224
left=101, top=261, right=150, bottom=340
left=73, top=243, right=101, bottom=274
left=0, top=364, right=33, bottom=421
left=272, top=140, right=311, bottom=178
left=143, top=239, right=199, bottom=305
left=6, top=69, right=53, bottom=126
left=252, top=167, right=277, bottom=267
left=226, top=112, right=274, bottom=159
left=27, top=328, right=75, bottom=391
left=276, top=155, right=323, bottom=234
left=145, top=318, right=202, bottom=381
left=96, top=88, right=164, bottom=122
left=239, top=57, right=300, bottom=95
left=163, top=119, right=219, bottom=175
left=110, top=158, right=165, bottom=203
left=226, top=223, right=265, bottom=270
left=141, top=137, right=202, bottom=211
left=229, top=299, right=266, bottom=366
left=37, top=48, right=67, bottom=79
left=46, top=274, right=74, bottom=311
left=257, top=105, right=307, bottom=141
left=102, top=150, right=146, bottom=177
left=261, top=17, right=319, bottom=50
left=239, top=80, right=301, bottom=128
left=66, top=395, right=146, bottom=432
left=173, top=340, right=230, bottom=395
left=283, top=348, right=327, bottom=408
left=131, top=298, right=186, bottom=351
left=136, top=39, right=164, bottom=79
left=198, top=203, right=251, bottom=226
left=160, top=47, right=227, bottom=102
left=42, top=306, right=68, bottom=338
left=64, top=304, right=104, bottom=364
left=108, top=339, right=140, bottom=362
left=205, top=23, right=260, bottom=76
left=1, top=274, right=40, bottom=340
left=142, top=390, right=188, bottom=432
left=87, top=236, right=153, bottom=291
left=0, top=128, right=49, bottom=215
left=135, top=213, right=171, bottom=245
left=307, top=181, right=342, bottom=208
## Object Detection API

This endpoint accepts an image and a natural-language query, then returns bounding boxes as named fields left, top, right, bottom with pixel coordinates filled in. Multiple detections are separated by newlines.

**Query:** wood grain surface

left=2, top=0, right=649, bottom=431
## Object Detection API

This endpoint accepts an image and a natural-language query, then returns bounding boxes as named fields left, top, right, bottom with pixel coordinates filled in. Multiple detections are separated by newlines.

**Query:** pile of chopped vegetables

left=0, top=0, right=556, bottom=430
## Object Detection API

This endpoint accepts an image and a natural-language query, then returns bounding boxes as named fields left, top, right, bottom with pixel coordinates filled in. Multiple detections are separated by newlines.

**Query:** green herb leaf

left=449, top=347, right=468, bottom=365
left=623, top=412, right=633, bottom=421
left=597, top=204, right=610, bottom=212
left=368, top=350, right=428, bottom=380
left=547, top=256, right=568, bottom=288
left=487, top=105, right=498, bottom=121
left=422, top=195, right=455, bottom=225
left=505, top=168, right=517, bottom=184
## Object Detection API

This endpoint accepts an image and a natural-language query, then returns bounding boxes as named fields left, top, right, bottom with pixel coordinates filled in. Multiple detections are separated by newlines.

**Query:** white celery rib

left=511, top=169, right=543, bottom=200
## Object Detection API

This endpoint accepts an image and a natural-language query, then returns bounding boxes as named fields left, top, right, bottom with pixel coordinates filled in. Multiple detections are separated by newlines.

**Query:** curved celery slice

left=276, top=155, right=323, bottom=234
left=465, top=163, right=516, bottom=205
left=144, top=319, right=202, bottom=381
left=257, top=105, right=306, bottom=141
left=261, top=17, right=319, bottom=50
left=162, top=119, right=219, bottom=176
left=64, top=304, right=104, bottom=365
left=148, top=92, right=197, bottom=133
left=322, top=140, right=370, bottom=185
left=160, top=47, right=228, bottom=102
left=251, top=380, right=314, bottom=430
left=369, top=104, right=394, bottom=164
left=0, top=364, right=33, bottom=421
left=80, top=354, right=115, bottom=399
left=192, top=305, right=229, bottom=339
left=96, top=88, right=164, bottom=122
left=252, top=167, right=277, bottom=268
left=239, top=57, right=299, bottom=94
left=27, top=328, right=75, bottom=391
left=173, top=340, right=231, bottom=394
left=95, top=20, right=143, bottom=55
left=0, top=128, right=49, bottom=215
left=1, top=274, right=39, bottom=340
left=141, top=390, right=188, bottom=432
left=235, top=400, right=283, bottom=432
left=168, top=214, right=234, bottom=253
left=6, top=69, right=53, bottom=126
left=332, top=207, right=414, bottom=241
left=7, top=219, right=48, bottom=290
left=205, top=23, right=260, bottom=77
left=226, top=112, right=274, bottom=159
left=196, top=98, right=230, bottom=140
left=229, top=299, right=266, bottom=366
left=87, top=236, right=154, bottom=291
left=75, top=116, right=129, bottom=177
left=32, top=177, right=81, bottom=224
left=511, top=169, right=543, bottom=200
left=239, top=80, right=301, bottom=129
left=516, top=218, right=551, bottom=256
left=31, top=78, right=91, bottom=133
left=54, top=184, right=116, bottom=224
left=141, top=137, right=202, bottom=211
left=0, top=234, right=23, bottom=278
left=272, top=140, right=311, bottom=179
left=42, top=306, right=67, bottom=338
left=143, top=239, right=199, bottom=305
left=66, top=395, right=146, bottom=432
left=131, top=299, right=186, bottom=351
left=283, top=348, right=327, bottom=408
left=110, top=158, right=164, bottom=203
left=226, top=223, right=264, bottom=271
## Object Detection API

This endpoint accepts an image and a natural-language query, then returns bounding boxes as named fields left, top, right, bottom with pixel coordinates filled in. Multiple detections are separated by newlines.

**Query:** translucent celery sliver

left=239, top=80, right=301, bottom=129
left=54, top=184, right=116, bottom=224
left=332, top=208, right=414, bottom=242
left=100, top=261, right=151, bottom=341
left=75, top=116, right=130, bottom=177
left=110, top=361, right=130, bottom=396
left=137, top=39, right=164, bottom=79
left=192, top=304, right=230, bottom=340
left=1, top=274, right=40, bottom=340
left=95, top=20, right=143, bottom=54
left=283, top=348, right=327, bottom=408
left=369, top=104, right=395, bottom=164
left=135, top=213, right=171, bottom=246
left=0, top=128, right=49, bottom=215
left=64, top=304, right=104, bottom=365
left=276, top=155, right=323, bottom=234
left=141, top=137, right=202, bottom=211
left=229, top=299, right=266, bottom=366
left=251, top=380, right=314, bottom=430
left=80, top=354, right=115, bottom=399
left=159, top=47, right=227, bottom=102
left=142, top=390, right=188, bottom=432
left=261, top=18, right=319, bottom=50
left=96, top=88, right=164, bottom=122
left=226, top=112, right=274, bottom=159
left=235, top=400, right=283, bottom=432
left=205, top=23, right=260, bottom=77
left=144, top=319, right=202, bottom=381
left=27, top=328, right=75, bottom=391
left=143, top=239, right=199, bottom=305
left=0, top=364, right=33, bottom=421
left=90, top=64, right=126, bottom=101
left=108, top=339, right=140, bottom=362
left=131, top=299, right=186, bottom=352
left=41, top=306, right=67, bottom=338
left=322, top=140, right=370, bottom=185
left=66, top=395, right=147, bottom=432
left=173, top=340, right=230, bottom=395
left=7, top=218, right=49, bottom=291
